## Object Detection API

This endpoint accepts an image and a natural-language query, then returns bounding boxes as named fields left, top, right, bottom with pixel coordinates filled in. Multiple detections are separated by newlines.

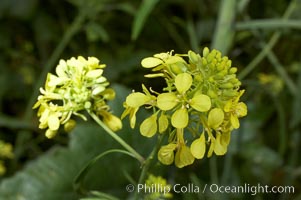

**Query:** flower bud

left=64, top=119, right=76, bottom=132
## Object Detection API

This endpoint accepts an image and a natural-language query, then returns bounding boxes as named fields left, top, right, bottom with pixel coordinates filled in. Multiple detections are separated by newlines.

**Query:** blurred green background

left=0, top=0, right=301, bottom=199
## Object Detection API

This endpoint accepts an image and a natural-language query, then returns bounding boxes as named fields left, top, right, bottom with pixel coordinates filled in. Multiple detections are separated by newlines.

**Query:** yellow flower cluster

left=122, top=48, right=247, bottom=168
left=144, top=174, right=173, bottom=199
left=33, top=56, right=122, bottom=138
left=0, top=140, right=14, bottom=175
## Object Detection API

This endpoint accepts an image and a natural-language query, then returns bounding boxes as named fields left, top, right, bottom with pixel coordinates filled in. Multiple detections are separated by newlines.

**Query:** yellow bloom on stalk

left=122, top=48, right=248, bottom=167
left=33, top=56, right=122, bottom=138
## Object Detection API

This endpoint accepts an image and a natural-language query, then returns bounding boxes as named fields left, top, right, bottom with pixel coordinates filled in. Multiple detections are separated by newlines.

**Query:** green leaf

left=131, top=0, right=160, bottom=40
left=85, top=22, right=109, bottom=42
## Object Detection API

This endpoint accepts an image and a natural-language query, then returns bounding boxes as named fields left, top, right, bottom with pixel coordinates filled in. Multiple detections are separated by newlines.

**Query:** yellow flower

left=121, top=85, right=156, bottom=128
left=123, top=48, right=248, bottom=167
left=224, top=90, right=247, bottom=129
left=33, top=56, right=118, bottom=138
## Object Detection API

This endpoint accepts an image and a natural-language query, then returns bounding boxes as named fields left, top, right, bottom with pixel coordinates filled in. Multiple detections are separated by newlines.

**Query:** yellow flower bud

left=188, top=50, right=200, bottom=64
left=64, top=119, right=76, bottom=132
left=45, top=129, right=57, bottom=139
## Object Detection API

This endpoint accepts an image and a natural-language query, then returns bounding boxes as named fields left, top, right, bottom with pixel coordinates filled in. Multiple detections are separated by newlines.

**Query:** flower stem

left=88, top=111, right=145, bottom=164
left=134, top=134, right=165, bottom=199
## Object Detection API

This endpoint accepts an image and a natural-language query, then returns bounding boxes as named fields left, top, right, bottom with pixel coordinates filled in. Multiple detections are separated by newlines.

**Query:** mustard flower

left=122, top=48, right=248, bottom=167
left=33, top=56, right=122, bottom=138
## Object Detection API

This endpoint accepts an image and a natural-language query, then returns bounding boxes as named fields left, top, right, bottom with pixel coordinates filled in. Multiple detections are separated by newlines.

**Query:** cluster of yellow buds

left=0, top=140, right=14, bottom=175
left=144, top=174, right=173, bottom=199
left=122, top=48, right=247, bottom=168
left=33, top=56, right=122, bottom=138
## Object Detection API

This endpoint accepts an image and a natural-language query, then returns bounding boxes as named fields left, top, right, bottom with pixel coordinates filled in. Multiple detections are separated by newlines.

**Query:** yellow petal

left=208, top=108, right=224, bottom=129
left=236, top=102, right=247, bottom=117
left=190, top=134, right=206, bottom=159
left=171, top=108, right=188, bottom=128
left=157, top=93, right=178, bottom=111
left=140, top=114, right=157, bottom=137
left=129, top=107, right=139, bottom=129
left=175, top=73, right=192, bottom=94
left=224, top=100, right=232, bottom=112
left=175, top=145, right=195, bottom=168
left=45, top=129, right=57, bottom=139
left=158, top=143, right=177, bottom=165
left=158, top=113, right=169, bottom=133
left=190, top=94, right=211, bottom=112
left=86, top=69, right=103, bottom=78
left=126, top=92, right=149, bottom=107
left=230, top=114, right=240, bottom=129
left=48, top=114, right=60, bottom=131
left=213, top=133, right=227, bottom=155
left=141, top=57, right=163, bottom=68
left=103, top=113, right=123, bottom=132
left=221, top=132, right=231, bottom=146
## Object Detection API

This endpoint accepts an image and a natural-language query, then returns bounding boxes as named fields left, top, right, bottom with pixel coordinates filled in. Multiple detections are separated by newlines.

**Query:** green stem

left=211, top=0, right=237, bottom=54
left=74, top=149, right=136, bottom=195
left=238, top=0, right=297, bottom=80
left=134, top=134, right=165, bottom=199
left=88, top=111, right=144, bottom=164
